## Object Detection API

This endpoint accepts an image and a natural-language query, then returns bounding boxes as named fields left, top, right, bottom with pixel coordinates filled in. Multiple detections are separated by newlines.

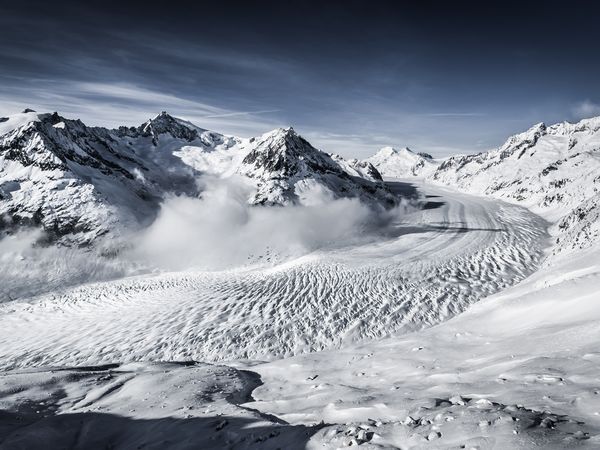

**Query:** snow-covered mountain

left=329, top=154, right=383, bottom=182
left=0, top=111, right=394, bottom=245
left=365, top=146, right=439, bottom=178
left=430, top=117, right=600, bottom=256
left=2, top=111, right=600, bottom=449
left=359, top=117, right=600, bottom=257
left=237, top=127, right=393, bottom=206
left=0, top=110, right=231, bottom=245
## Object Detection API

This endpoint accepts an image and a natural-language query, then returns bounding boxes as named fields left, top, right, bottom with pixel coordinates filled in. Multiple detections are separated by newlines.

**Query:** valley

left=0, top=111, right=599, bottom=449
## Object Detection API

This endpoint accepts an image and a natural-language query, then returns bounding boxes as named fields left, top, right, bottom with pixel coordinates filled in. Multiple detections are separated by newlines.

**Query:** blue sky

left=1, top=0, right=600, bottom=158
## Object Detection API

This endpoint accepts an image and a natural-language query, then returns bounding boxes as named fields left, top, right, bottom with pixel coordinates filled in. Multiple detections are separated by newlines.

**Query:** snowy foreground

left=1, top=178, right=599, bottom=448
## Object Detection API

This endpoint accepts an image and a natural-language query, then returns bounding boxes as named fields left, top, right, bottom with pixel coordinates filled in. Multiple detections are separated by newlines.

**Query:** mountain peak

left=367, top=145, right=438, bottom=178
left=153, top=111, right=176, bottom=121
left=146, top=111, right=179, bottom=126
left=241, top=126, right=330, bottom=176
left=378, top=146, right=398, bottom=156
left=376, top=146, right=414, bottom=158
left=265, top=126, right=297, bottom=140
left=498, top=121, right=548, bottom=155
left=239, top=127, right=395, bottom=206
left=529, top=122, right=546, bottom=133
left=39, top=111, right=67, bottom=125
left=138, top=112, right=201, bottom=143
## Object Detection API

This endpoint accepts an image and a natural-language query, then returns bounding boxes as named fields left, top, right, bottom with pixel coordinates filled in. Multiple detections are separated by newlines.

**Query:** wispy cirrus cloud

left=0, top=80, right=283, bottom=137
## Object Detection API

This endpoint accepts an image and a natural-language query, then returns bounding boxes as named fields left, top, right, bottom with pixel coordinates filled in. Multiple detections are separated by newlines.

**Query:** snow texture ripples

left=0, top=182, right=548, bottom=369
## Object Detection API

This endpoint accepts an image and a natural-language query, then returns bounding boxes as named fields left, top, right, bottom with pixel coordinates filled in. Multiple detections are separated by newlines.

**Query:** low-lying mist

left=0, top=229, right=132, bottom=301
left=0, top=177, right=412, bottom=301
left=128, top=177, right=411, bottom=270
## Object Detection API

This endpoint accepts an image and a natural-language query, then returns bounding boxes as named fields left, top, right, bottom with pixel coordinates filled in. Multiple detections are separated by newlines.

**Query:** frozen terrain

left=1, top=113, right=599, bottom=449
left=249, top=243, right=600, bottom=449
left=0, top=181, right=547, bottom=370
left=367, top=116, right=600, bottom=259
left=2, top=238, right=598, bottom=449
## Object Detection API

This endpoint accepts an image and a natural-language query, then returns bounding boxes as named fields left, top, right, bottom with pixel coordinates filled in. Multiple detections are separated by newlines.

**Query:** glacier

left=0, top=111, right=599, bottom=449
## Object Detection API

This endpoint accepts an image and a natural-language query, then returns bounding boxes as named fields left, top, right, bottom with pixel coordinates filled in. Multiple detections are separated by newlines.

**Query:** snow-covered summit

left=238, top=127, right=395, bottom=206
left=240, top=127, right=341, bottom=178
left=0, top=110, right=41, bottom=136
left=114, top=111, right=239, bottom=150
left=365, top=146, right=439, bottom=178
left=135, top=111, right=205, bottom=143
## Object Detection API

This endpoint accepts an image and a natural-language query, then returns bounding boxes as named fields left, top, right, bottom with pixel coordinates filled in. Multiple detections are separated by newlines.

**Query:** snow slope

left=0, top=109, right=39, bottom=136
left=366, top=146, right=439, bottom=178
left=248, top=243, right=600, bottom=449
left=0, top=182, right=547, bottom=369
left=430, top=117, right=600, bottom=256
left=0, top=362, right=322, bottom=449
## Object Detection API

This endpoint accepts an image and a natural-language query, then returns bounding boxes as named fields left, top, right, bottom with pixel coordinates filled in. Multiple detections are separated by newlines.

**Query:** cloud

left=74, top=82, right=225, bottom=113
left=201, top=110, right=282, bottom=119
left=420, top=112, right=486, bottom=117
left=0, top=176, right=413, bottom=300
left=0, top=81, right=283, bottom=137
left=0, top=229, right=131, bottom=301
left=571, top=100, right=600, bottom=120
left=127, top=176, right=408, bottom=271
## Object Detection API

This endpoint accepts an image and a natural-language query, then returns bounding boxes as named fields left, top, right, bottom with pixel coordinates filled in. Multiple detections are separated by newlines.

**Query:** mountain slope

left=430, top=117, right=600, bottom=256
left=237, top=128, right=394, bottom=206
left=0, top=111, right=230, bottom=245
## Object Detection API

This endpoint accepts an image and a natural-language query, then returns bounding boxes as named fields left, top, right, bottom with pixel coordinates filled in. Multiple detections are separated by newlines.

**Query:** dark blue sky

left=1, top=0, right=600, bottom=157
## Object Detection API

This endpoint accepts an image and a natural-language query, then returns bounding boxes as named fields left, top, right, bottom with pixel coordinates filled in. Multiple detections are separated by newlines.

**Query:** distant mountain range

left=365, top=117, right=600, bottom=257
left=0, top=110, right=392, bottom=245
left=1, top=109, right=599, bottom=255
